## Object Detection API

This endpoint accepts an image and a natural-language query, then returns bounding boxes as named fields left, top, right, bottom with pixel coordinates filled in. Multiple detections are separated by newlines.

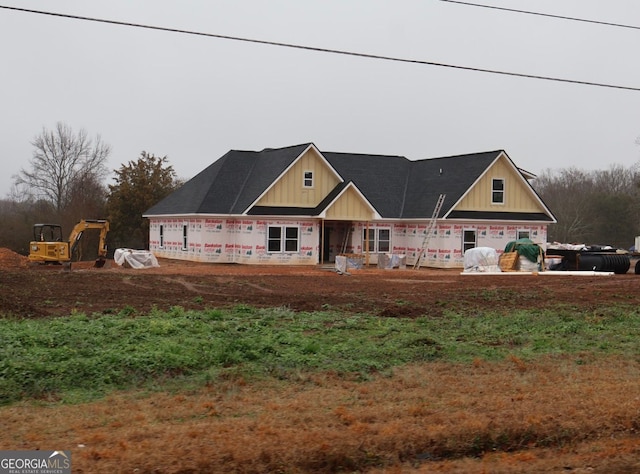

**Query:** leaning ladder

left=340, top=225, right=352, bottom=254
left=413, top=194, right=446, bottom=270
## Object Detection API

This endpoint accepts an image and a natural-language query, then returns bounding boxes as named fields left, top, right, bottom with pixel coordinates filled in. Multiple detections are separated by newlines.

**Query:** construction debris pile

left=461, top=239, right=632, bottom=276
left=502, top=239, right=543, bottom=272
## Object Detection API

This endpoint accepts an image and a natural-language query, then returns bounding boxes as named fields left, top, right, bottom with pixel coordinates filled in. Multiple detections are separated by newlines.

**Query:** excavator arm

left=68, top=219, right=110, bottom=267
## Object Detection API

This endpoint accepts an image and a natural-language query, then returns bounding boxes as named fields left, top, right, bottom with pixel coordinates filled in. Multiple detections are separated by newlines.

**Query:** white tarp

left=114, top=248, right=160, bottom=269
left=377, top=253, right=407, bottom=269
left=335, top=255, right=348, bottom=274
left=463, top=247, right=501, bottom=273
left=334, top=255, right=364, bottom=274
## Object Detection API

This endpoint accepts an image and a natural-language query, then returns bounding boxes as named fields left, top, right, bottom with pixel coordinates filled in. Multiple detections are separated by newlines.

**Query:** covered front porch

left=318, top=220, right=392, bottom=266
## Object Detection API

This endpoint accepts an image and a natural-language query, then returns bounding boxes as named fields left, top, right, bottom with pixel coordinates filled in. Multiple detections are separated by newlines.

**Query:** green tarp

left=504, top=238, right=541, bottom=263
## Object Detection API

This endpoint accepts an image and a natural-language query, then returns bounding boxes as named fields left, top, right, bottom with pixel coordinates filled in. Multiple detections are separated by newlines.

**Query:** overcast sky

left=2, top=0, right=640, bottom=197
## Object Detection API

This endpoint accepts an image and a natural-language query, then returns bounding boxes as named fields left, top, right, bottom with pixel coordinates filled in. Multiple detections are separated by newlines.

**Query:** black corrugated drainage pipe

left=577, top=253, right=630, bottom=274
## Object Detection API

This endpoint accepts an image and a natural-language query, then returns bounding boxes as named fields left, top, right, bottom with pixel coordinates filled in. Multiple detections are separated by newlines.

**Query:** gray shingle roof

left=321, top=150, right=501, bottom=219
left=321, top=152, right=409, bottom=217
left=144, top=144, right=545, bottom=220
left=402, top=151, right=500, bottom=218
left=144, top=144, right=309, bottom=215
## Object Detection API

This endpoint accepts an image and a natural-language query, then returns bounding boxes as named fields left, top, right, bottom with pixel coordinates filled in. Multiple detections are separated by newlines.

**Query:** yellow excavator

left=28, top=219, right=110, bottom=268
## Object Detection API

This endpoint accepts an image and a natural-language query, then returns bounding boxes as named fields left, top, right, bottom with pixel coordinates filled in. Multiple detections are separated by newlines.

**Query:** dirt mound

left=0, top=248, right=28, bottom=268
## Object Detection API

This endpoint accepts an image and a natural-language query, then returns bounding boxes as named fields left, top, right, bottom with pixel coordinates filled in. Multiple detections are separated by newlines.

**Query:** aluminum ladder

left=340, top=225, right=352, bottom=254
left=413, top=194, right=446, bottom=270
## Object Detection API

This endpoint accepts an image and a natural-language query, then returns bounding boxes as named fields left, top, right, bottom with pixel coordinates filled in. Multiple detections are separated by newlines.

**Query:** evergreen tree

left=107, top=152, right=180, bottom=249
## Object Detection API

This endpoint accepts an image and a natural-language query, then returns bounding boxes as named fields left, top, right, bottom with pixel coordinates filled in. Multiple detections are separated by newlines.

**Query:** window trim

left=182, top=224, right=188, bottom=251
left=517, top=229, right=530, bottom=240
left=303, top=170, right=314, bottom=188
left=377, top=228, right=391, bottom=253
left=284, top=226, right=299, bottom=252
left=267, top=225, right=300, bottom=253
left=362, top=228, right=391, bottom=253
left=462, top=229, right=477, bottom=253
left=491, top=178, right=505, bottom=205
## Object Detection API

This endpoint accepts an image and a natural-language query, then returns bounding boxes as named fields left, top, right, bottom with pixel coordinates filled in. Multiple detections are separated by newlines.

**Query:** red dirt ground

left=2, top=248, right=640, bottom=473
left=2, top=247, right=640, bottom=318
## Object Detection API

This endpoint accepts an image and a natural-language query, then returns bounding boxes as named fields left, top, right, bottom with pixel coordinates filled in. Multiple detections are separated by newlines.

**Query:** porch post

left=320, top=219, right=325, bottom=264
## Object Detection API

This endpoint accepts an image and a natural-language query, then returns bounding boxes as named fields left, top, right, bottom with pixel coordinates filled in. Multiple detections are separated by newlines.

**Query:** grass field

left=1, top=304, right=639, bottom=472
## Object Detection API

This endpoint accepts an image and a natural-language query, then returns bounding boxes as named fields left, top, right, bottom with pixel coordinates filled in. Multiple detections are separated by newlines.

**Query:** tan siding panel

left=326, top=187, right=373, bottom=220
left=257, top=148, right=340, bottom=207
left=455, top=155, right=546, bottom=213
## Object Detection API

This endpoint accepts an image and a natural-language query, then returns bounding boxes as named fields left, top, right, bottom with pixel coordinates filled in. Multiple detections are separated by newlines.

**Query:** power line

left=1, top=4, right=639, bottom=92
left=438, top=0, right=640, bottom=31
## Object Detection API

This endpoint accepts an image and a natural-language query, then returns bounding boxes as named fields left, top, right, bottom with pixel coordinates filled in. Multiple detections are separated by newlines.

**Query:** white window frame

left=492, top=178, right=505, bottom=205
left=377, top=229, right=391, bottom=253
left=303, top=170, right=314, bottom=188
left=462, top=229, right=477, bottom=253
left=362, top=228, right=391, bottom=253
left=517, top=229, right=530, bottom=240
left=159, top=224, right=164, bottom=248
left=182, top=224, right=188, bottom=251
left=267, top=225, right=300, bottom=253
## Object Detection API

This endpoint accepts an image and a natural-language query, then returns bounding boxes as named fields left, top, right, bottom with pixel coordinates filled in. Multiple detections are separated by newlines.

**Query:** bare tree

left=13, top=122, right=111, bottom=215
left=534, top=168, right=596, bottom=243
left=592, top=164, right=636, bottom=194
left=534, top=164, right=640, bottom=247
left=61, top=173, right=108, bottom=232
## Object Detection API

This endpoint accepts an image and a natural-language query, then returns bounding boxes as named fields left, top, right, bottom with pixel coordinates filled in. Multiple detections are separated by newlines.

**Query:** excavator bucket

left=94, top=257, right=106, bottom=268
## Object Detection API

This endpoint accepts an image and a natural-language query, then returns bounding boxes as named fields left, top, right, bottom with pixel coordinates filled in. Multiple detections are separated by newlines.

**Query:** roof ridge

left=193, top=151, right=230, bottom=213
left=415, top=150, right=504, bottom=162
left=398, top=161, right=412, bottom=218
left=225, top=143, right=313, bottom=154
left=323, top=150, right=408, bottom=159
left=260, top=142, right=314, bottom=153
left=227, top=152, right=260, bottom=213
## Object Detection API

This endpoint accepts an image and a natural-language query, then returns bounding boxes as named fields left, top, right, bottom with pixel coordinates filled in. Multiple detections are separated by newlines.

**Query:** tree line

left=1, top=122, right=639, bottom=257
left=534, top=164, right=640, bottom=249
left=0, top=122, right=180, bottom=257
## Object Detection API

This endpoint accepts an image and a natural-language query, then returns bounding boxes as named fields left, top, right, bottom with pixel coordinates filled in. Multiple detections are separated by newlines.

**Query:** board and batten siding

left=455, top=154, right=545, bottom=213
left=325, top=187, right=376, bottom=221
left=256, top=147, right=341, bottom=208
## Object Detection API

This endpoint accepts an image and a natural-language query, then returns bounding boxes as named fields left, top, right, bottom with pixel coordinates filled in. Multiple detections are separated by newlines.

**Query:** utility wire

left=438, top=0, right=640, bottom=31
left=1, top=4, right=639, bottom=92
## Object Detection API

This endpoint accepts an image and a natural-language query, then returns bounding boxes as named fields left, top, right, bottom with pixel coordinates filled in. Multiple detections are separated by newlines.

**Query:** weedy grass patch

left=1, top=304, right=640, bottom=404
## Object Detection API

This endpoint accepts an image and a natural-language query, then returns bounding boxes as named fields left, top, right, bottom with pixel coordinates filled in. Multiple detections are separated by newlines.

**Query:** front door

left=322, top=227, right=332, bottom=263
